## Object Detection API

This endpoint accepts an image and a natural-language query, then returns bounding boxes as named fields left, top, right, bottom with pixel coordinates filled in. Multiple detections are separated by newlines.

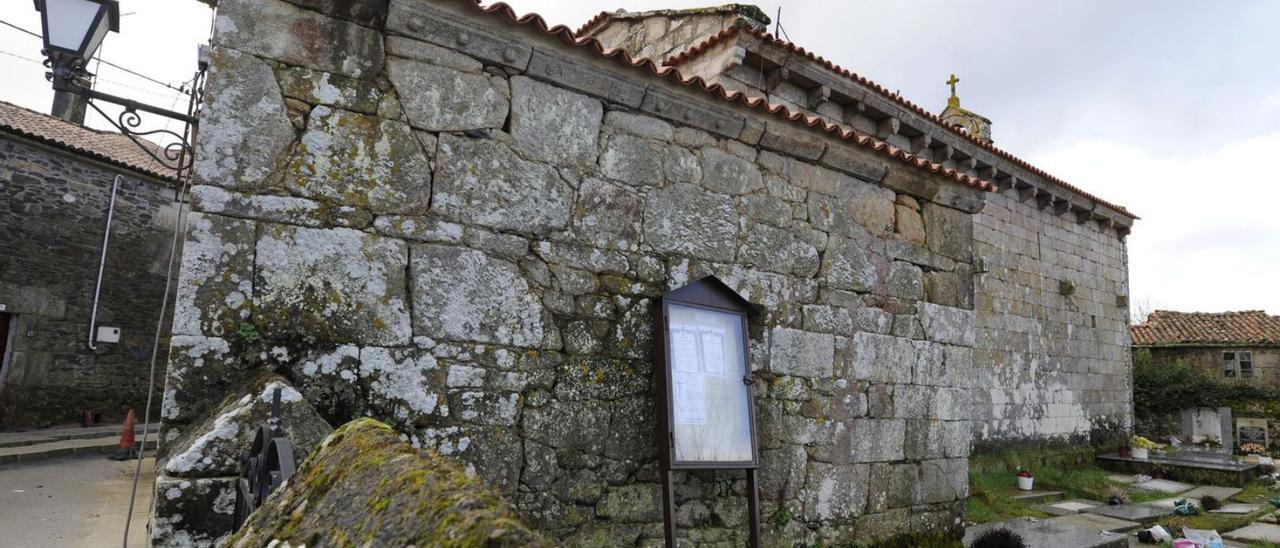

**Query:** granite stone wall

left=971, top=190, right=1133, bottom=446
left=0, top=134, right=181, bottom=428
left=581, top=6, right=1138, bottom=450
left=156, top=0, right=989, bottom=544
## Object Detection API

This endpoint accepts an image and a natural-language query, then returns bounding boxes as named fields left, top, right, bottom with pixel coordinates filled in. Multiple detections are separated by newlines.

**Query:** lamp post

left=34, top=0, right=202, bottom=178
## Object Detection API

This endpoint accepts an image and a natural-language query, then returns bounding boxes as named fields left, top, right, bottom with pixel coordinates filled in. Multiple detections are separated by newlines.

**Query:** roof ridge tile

left=656, top=24, right=1136, bottom=219
left=471, top=1, right=993, bottom=192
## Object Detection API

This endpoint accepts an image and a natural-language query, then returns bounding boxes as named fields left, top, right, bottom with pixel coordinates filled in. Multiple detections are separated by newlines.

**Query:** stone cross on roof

left=946, top=74, right=960, bottom=107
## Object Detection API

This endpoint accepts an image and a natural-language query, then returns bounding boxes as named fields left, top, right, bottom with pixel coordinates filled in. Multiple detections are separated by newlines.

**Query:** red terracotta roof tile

left=465, top=2, right=994, bottom=192
left=650, top=24, right=1137, bottom=219
left=0, top=99, right=178, bottom=181
left=574, top=10, right=614, bottom=37
left=1131, top=310, right=1280, bottom=347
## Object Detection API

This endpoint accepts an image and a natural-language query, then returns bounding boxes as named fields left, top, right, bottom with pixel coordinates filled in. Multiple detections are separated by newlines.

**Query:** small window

left=1224, top=352, right=1236, bottom=361
left=1241, top=352, right=1254, bottom=379
left=1223, top=351, right=1237, bottom=378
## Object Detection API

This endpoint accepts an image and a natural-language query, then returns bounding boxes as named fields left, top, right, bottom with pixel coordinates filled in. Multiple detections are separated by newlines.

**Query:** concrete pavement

left=0, top=455, right=155, bottom=547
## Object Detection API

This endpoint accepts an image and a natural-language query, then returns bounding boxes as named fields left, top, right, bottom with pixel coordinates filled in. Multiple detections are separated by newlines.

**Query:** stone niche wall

left=0, top=135, right=181, bottom=428
left=161, top=0, right=986, bottom=544
left=971, top=190, right=1132, bottom=446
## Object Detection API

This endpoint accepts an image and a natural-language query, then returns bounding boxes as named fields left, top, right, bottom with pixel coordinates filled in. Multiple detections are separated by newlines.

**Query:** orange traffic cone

left=109, top=409, right=137, bottom=461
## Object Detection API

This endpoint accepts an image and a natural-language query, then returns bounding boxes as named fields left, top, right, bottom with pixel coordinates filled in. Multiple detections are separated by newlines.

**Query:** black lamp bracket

left=45, top=53, right=201, bottom=179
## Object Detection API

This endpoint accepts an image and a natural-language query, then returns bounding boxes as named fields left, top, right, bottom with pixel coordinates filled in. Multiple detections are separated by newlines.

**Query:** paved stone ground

left=1050, top=512, right=1141, bottom=533
left=1132, top=479, right=1193, bottom=493
left=1225, top=522, right=1280, bottom=543
left=1036, top=498, right=1106, bottom=516
left=965, top=517, right=1127, bottom=548
left=1082, top=503, right=1172, bottom=524
left=0, top=455, right=154, bottom=547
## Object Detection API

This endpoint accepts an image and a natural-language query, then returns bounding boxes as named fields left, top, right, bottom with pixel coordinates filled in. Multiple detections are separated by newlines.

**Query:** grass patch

left=968, top=446, right=1166, bottom=524
left=1150, top=485, right=1280, bottom=542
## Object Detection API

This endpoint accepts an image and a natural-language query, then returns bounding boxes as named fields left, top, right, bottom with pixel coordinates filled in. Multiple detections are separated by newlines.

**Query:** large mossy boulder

left=228, top=418, right=551, bottom=547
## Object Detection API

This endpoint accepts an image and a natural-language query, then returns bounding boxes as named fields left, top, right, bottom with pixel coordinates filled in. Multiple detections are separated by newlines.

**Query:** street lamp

left=34, top=0, right=119, bottom=62
left=34, top=0, right=202, bottom=178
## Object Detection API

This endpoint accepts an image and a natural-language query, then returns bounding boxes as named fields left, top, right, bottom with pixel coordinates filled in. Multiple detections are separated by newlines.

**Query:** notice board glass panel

left=668, top=303, right=753, bottom=463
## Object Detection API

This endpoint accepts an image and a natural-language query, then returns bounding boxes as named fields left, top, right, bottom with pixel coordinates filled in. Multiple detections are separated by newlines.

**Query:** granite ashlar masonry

left=970, top=188, right=1133, bottom=445
left=161, top=0, right=987, bottom=544
left=0, top=133, right=182, bottom=428
left=585, top=6, right=1137, bottom=448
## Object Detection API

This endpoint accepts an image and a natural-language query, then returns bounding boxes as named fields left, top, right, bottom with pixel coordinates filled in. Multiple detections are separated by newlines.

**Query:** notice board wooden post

left=654, top=275, right=760, bottom=547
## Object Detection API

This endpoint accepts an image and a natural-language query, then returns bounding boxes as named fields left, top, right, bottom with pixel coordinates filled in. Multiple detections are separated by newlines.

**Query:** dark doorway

left=0, top=313, right=9, bottom=370
left=0, top=313, right=10, bottom=411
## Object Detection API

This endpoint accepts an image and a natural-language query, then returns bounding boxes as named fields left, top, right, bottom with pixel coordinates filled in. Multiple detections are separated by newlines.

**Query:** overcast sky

left=1, top=0, right=1276, bottom=318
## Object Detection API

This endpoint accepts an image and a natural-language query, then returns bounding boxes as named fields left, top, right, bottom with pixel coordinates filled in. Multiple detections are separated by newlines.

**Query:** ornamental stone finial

left=940, top=73, right=993, bottom=143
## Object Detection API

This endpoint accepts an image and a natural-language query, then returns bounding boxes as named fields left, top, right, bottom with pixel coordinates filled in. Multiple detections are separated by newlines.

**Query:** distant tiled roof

left=1131, top=310, right=1280, bottom=347
left=0, top=99, right=178, bottom=181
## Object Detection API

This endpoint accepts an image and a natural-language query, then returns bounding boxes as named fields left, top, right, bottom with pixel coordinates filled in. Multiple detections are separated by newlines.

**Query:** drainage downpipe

left=88, top=174, right=121, bottom=350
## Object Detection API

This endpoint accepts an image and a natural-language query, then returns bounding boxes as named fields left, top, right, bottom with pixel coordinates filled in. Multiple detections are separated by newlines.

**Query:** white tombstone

left=1180, top=406, right=1233, bottom=448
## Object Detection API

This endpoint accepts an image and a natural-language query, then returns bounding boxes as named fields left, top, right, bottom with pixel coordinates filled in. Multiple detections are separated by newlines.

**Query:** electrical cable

left=120, top=65, right=202, bottom=548
left=0, top=48, right=45, bottom=65
left=119, top=166, right=187, bottom=548
left=0, top=18, right=192, bottom=95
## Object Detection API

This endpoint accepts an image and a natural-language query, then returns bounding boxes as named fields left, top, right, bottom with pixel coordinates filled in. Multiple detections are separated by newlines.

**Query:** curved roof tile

left=1131, top=310, right=1280, bottom=347
left=583, top=15, right=1134, bottom=218
left=0, top=99, right=178, bottom=181
left=465, top=2, right=994, bottom=192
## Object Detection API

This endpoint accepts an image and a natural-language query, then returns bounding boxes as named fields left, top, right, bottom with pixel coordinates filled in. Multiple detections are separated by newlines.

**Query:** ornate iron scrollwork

left=84, top=99, right=195, bottom=176
left=46, top=53, right=203, bottom=180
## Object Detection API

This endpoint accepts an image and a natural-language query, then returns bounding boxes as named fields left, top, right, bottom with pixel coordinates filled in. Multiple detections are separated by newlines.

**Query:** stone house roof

left=578, top=8, right=1137, bottom=229
left=1131, top=310, right=1280, bottom=347
left=465, top=1, right=995, bottom=193
left=0, top=99, right=177, bottom=181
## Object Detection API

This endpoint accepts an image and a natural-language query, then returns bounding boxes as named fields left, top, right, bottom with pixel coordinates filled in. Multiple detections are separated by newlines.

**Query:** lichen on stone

left=227, top=418, right=550, bottom=547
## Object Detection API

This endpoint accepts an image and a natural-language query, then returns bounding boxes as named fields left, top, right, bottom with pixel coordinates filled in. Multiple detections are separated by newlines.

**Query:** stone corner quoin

left=156, top=0, right=1132, bottom=545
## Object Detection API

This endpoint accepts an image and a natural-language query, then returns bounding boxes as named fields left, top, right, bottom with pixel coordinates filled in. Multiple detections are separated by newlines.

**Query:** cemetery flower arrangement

left=1130, top=435, right=1159, bottom=450
left=1014, top=467, right=1033, bottom=478
left=1241, top=442, right=1267, bottom=455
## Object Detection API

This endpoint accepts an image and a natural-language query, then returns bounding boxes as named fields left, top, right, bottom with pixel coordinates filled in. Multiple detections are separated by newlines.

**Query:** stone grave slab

left=1082, top=503, right=1172, bottom=524
left=963, top=517, right=1126, bottom=548
left=1212, top=503, right=1264, bottom=514
left=1132, top=479, right=1193, bottom=493
left=1010, top=489, right=1064, bottom=504
left=1107, top=474, right=1138, bottom=484
left=1035, top=499, right=1105, bottom=516
left=1180, top=485, right=1242, bottom=500
left=1050, top=512, right=1142, bottom=533
left=1224, top=523, right=1280, bottom=543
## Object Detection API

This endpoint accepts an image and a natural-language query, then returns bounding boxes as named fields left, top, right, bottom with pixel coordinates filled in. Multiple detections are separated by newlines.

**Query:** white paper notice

left=700, top=329, right=726, bottom=376
left=673, top=372, right=707, bottom=425
left=671, top=328, right=700, bottom=373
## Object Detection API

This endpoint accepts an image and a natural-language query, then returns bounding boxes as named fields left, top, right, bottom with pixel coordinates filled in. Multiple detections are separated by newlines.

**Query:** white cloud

left=1261, top=89, right=1280, bottom=113
left=1029, top=134, right=1280, bottom=315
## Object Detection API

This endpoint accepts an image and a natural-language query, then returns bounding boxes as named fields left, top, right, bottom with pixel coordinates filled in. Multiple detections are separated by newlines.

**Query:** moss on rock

left=228, top=418, right=551, bottom=547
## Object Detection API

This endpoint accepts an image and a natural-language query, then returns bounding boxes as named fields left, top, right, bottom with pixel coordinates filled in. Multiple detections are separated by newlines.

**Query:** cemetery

left=965, top=347, right=1280, bottom=546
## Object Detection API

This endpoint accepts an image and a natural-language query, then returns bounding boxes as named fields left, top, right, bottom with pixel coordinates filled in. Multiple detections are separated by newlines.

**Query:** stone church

left=155, top=0, right=1137, bottom=545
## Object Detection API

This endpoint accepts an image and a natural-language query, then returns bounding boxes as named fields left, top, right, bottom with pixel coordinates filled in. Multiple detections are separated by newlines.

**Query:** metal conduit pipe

left=88, top=174, right=122, bottom=350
